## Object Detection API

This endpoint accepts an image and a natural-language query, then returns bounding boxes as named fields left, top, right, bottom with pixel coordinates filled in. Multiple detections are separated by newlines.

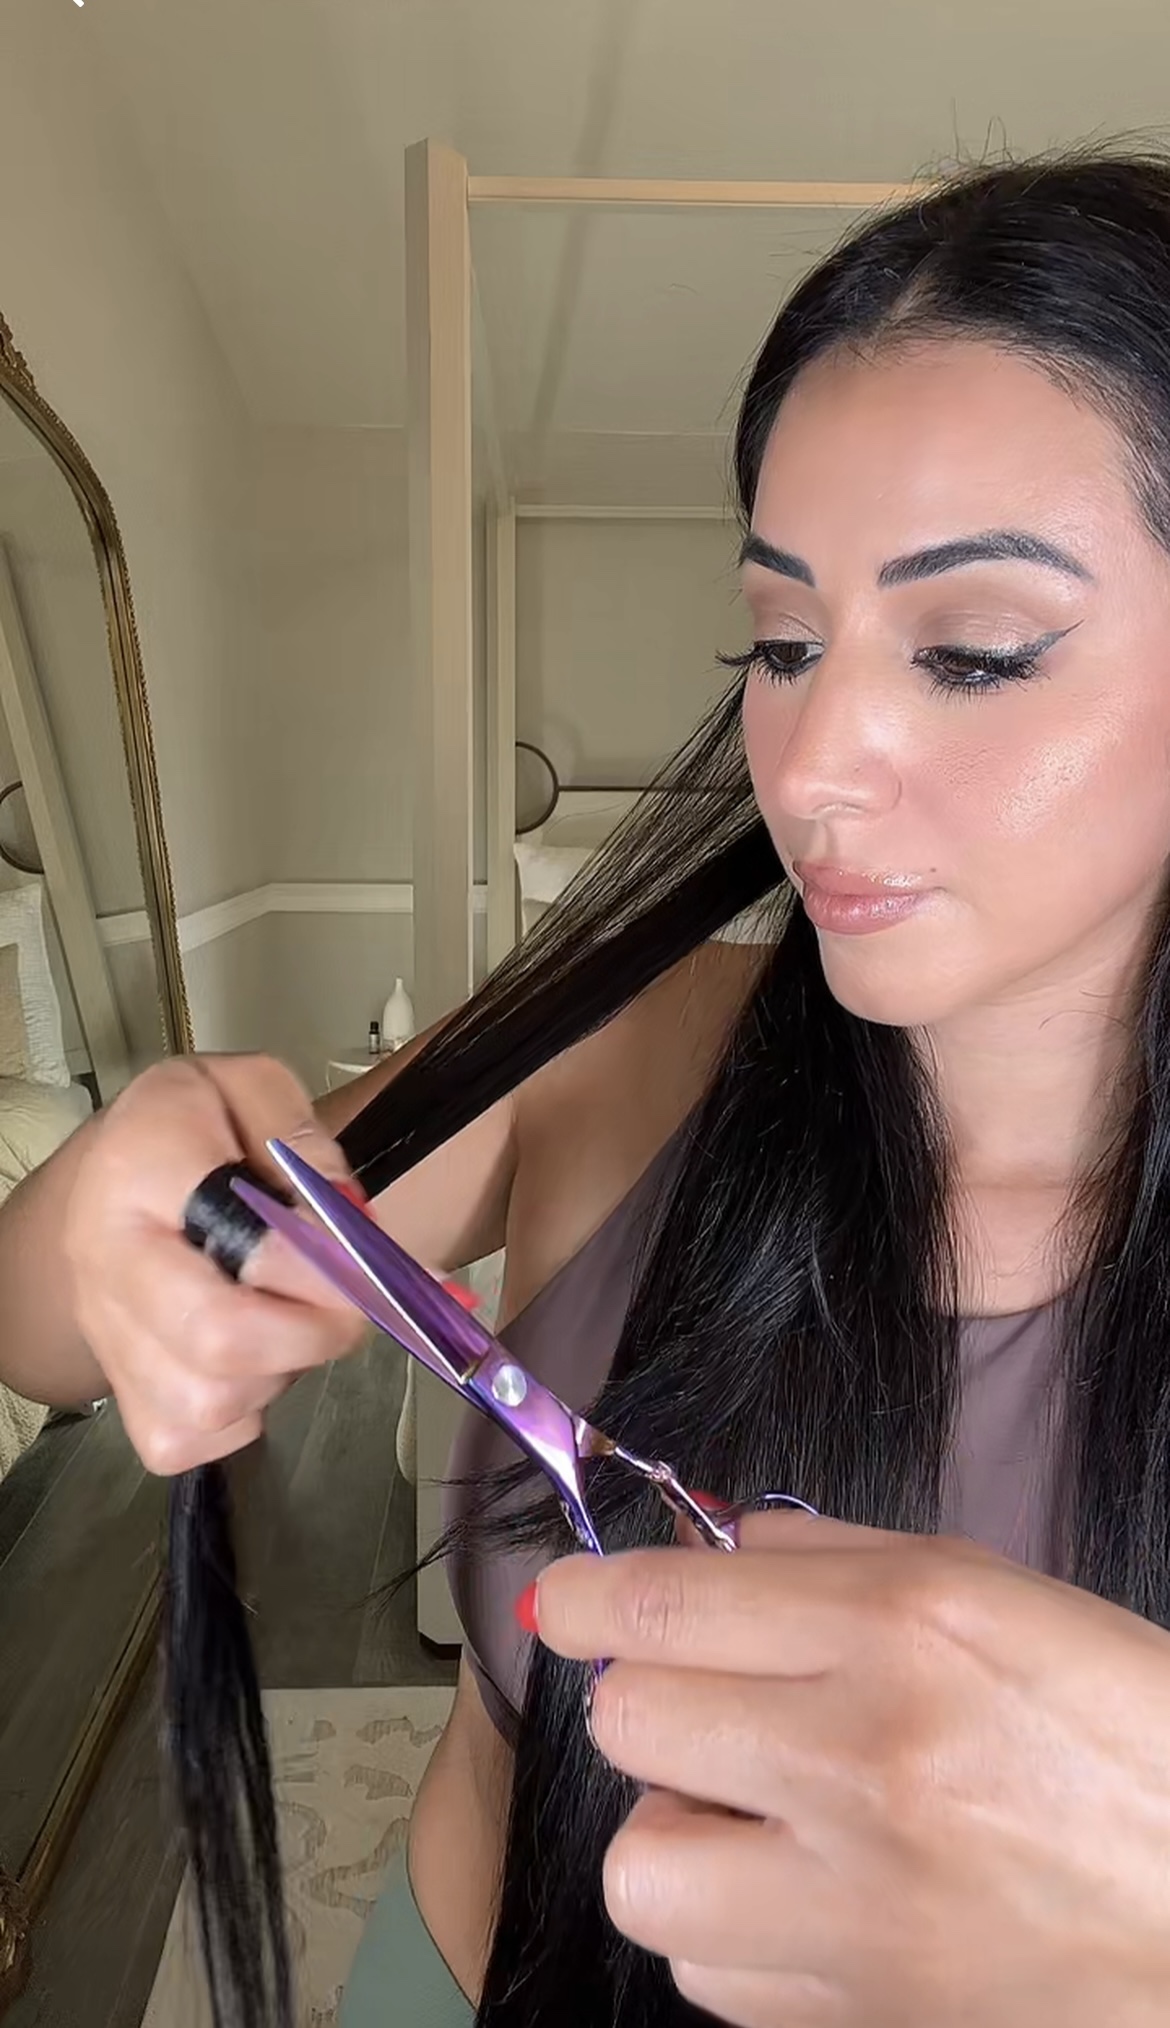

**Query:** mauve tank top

left=443, top=1129, right=1065, bottom=1743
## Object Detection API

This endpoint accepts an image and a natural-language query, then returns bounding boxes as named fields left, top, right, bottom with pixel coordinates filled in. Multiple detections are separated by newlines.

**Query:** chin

left=815, top=936, right=970, bottom=1029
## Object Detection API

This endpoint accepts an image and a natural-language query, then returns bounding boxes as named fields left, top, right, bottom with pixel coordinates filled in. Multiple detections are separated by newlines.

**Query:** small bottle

left=381, top=977, right=415, bottom=1053
left=368, top=1019, right=382, bottom=1056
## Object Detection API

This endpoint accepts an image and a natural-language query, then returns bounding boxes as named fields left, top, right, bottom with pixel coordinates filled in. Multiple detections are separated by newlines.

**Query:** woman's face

left=741, top=339, right=1170, bottom=1028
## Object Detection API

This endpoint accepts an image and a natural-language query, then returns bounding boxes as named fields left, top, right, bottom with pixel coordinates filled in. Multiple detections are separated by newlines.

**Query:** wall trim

left=99, top=880, right=488, bottom=954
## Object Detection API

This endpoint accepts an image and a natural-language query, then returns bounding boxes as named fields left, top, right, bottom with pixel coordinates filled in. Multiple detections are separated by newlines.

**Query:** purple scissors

left=233, top=1142, right=817, bottom=1566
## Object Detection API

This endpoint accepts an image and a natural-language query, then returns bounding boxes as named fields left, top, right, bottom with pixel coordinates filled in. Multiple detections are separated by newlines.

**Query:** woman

left=9, top=150, right=1170, bottom=2026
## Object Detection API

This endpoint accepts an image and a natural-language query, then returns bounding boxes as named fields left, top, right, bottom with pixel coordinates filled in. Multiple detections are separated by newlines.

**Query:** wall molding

left=99, top=880, right=488, bottom=954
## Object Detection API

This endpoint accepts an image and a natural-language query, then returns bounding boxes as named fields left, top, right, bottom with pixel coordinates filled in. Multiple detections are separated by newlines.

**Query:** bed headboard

left=510, top=741, right=778, bottom=945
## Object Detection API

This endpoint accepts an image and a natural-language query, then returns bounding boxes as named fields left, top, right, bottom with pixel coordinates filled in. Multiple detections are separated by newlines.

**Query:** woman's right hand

left=64, top=1054, right=368, bottom=1475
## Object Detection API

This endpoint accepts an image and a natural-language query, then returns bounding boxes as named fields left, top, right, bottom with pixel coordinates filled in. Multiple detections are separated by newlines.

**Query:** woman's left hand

left=533, top=1512, right=1170, bottom=2027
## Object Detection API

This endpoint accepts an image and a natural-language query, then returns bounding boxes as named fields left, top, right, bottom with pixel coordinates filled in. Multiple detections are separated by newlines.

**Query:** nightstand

left=324, top=1046, right=388, bottom=1091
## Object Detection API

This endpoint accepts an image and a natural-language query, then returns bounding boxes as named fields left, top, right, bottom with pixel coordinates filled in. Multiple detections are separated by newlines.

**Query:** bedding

left=0, top=881, right=71, bottom=1086
left=513, top=832, right=778, bottom=943
left=0, top=1073, right=94, bottom=1480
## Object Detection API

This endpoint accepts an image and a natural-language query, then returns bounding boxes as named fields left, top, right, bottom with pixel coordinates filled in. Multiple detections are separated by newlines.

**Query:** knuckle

left=614, top=1558, right=692, bottom=1653
left=179, top=1372, right=242, bottom=1435
left=131, top=1419, right=188, bottom=1476
left=187, top=1295, right=244, bottom=1377
left=872, top=1541, right=948, bottom=1631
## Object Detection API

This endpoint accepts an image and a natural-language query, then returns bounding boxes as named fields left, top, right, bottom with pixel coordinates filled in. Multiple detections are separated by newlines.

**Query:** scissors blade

left=231, top=1176, right=469, bottom=1387
left=239, top=1141, right=605, bottom=1556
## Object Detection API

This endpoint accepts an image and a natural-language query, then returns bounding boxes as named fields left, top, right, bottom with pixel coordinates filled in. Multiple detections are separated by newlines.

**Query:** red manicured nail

left=441, top=1280, right=482, bottom=1313
left=513, top=1582, right=539, bottom=1634
left=336, top=1178, right=370, bottom=1212
left=690, top=1490, right=726, bottom=1513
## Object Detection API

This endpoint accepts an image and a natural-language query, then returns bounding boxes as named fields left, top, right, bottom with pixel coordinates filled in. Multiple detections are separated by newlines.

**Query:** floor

left=2, top=1336, right=458, bottom=2028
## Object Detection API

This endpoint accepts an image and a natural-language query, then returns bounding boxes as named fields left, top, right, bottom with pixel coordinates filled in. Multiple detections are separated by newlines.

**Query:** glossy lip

left=792, top=860, right=936, bottom=938
left=792, top=859, right=928, bottom=896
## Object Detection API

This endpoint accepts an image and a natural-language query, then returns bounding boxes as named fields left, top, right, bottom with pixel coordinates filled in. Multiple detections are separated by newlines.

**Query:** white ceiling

left=81, top=0, right=1170, bottom=497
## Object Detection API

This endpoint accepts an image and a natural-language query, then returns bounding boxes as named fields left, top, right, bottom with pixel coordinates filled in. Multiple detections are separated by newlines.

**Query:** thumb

left=185, top=1055, right=364, bottom=1305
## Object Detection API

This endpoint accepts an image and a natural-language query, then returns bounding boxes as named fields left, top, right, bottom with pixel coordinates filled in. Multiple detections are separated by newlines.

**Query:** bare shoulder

left=505, top=941, right=764, bottom=1300
left=523, top=938, right=763, bottom=1133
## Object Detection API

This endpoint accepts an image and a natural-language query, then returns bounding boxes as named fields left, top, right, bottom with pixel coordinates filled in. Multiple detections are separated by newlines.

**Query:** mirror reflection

left=0, top=360, right=178, bottom=1963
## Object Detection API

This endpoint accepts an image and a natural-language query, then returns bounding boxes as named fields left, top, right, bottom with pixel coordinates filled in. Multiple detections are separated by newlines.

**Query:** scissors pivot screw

left=490, top=1364, right=529, bottom=1408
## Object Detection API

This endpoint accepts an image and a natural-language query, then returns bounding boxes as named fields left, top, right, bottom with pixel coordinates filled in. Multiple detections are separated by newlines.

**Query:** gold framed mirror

left=0, top=310, right=190, bottom=2003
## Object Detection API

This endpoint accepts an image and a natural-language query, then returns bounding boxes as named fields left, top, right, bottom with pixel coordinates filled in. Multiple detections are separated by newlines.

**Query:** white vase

left=381, top=977, right=415, bottom=1052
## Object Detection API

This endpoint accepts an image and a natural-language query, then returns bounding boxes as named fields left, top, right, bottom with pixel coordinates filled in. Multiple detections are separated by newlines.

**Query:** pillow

left=513, top=841, right=596, bottom=939
left=512, top=841, right=594, bottom=906
left=0, top=885, right=70, bottom=1087
left=0, top=942, right=29, bottom=1078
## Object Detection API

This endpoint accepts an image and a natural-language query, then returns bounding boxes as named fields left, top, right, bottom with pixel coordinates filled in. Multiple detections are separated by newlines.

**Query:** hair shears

left=234, top=1143, right=818, bottom=1567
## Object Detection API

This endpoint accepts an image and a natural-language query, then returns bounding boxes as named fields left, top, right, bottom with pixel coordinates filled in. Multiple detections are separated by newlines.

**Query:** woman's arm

left=0, top=1112, right=107, bottom=1403
left=0, top=1036, right=516, bottom=1463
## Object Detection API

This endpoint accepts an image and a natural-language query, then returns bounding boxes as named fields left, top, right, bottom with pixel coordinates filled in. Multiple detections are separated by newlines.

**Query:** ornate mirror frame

left=0, top=311, right=191, bottom=2003
left=0, top=313, right=191, bottom=1056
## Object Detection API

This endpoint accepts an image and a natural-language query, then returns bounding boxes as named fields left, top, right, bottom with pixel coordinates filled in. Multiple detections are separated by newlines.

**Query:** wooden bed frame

left=403, top=150, right=923, bottom=1021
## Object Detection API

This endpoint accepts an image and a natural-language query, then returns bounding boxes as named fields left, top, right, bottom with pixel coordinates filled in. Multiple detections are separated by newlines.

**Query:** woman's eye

left=720, top=639, right=822, bottom=683
left=914, top=644, right=1046, bottom=694
left=719, top=632, right=1063, bottom=695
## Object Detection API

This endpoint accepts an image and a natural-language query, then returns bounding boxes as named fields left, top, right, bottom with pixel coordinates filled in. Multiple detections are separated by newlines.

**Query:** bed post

left=406, top=140, right=474, bottom=1027
left=486, top=503, right=516, bottom=969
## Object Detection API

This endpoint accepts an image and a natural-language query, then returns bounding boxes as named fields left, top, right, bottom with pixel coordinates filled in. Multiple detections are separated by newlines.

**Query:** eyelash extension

left=719, top=632, right=1065, bottom=696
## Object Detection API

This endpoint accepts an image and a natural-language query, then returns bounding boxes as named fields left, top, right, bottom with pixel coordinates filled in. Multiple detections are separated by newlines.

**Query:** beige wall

left=0, top=0, right=274, bottom=1058
left=189, top=510, right=741, bottom=1082
left=0, top=9, right=751, bottom=1084
left=249, top=426, right=411, bottom=883
left=0, top=8, right=259, bottom=876
left=515, top=517, right=743, bottom=784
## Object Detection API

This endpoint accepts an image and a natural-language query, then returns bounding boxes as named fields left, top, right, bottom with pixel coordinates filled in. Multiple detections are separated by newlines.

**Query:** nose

left=746, top=654, right=901, bottom=827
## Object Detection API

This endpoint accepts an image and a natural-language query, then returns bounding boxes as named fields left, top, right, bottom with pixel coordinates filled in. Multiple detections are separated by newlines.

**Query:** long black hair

left=170, top=150, right=1170, bottom=2027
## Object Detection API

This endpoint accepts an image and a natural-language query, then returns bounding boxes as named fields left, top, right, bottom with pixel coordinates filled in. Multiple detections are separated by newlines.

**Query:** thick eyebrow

left=738, top=531, right=816, bottom=586
left=878, top=529, right=1094, bottom=588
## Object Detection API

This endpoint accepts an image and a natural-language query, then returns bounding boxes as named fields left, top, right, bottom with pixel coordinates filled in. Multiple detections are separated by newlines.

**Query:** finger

left=673, top=1500, right=830, bottom=1550
left=535, top=1536, right=896, bottom=1674
left=590, top=1663, right=865, bottom=1823
left=733, top=1508, right=899, bottom=1552
left=111, top=1233, right=365, bottom=1378
left=100, top=1059, right=355, bottom=1269
left=671, top=1958, right=829, bottom=2028
left=188, top=1054, right=353, bottom=1201
left=603, top=1788, right=813, bottom=1974
left=95, top=1292, right=300, bottom=1415
left=123, top=1403, right=268, bottom=1477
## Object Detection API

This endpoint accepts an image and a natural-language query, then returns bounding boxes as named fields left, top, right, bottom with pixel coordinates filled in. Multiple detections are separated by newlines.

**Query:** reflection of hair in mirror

left=170, top=152, right=1170, bottom=2027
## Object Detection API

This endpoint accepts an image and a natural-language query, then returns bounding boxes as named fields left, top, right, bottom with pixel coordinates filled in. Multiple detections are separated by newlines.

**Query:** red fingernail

left=441, top=1280, right=481, bottom=1313
left=336, top=1179, right=370, bottom=1212
left=513, top=1582, right=539, bottom=1634
left=691, top=1490, right=726, bottom=1512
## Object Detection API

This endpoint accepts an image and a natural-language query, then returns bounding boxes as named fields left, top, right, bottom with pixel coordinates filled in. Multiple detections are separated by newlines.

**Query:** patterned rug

left=143, top=1685, right=455, bottom=2028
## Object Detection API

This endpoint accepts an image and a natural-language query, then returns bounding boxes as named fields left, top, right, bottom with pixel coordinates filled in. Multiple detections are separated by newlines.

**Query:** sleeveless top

left=443, top=1130, right=1066, bottom=1743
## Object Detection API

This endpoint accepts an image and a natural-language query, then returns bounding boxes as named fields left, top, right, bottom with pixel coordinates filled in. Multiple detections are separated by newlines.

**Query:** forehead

left=751, top=340, right=1138, bottom=561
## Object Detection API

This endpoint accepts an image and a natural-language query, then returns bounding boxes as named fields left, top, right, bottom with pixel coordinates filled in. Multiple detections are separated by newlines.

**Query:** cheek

left=927, top=694, right=1170, bottom=874
left=742, top=679, right=794, bottom=808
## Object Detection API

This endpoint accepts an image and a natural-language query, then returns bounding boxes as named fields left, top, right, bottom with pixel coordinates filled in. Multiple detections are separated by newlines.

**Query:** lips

left=792, top=861, right=932, bottom=938
left=792, top=860, right=925, bottom=897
